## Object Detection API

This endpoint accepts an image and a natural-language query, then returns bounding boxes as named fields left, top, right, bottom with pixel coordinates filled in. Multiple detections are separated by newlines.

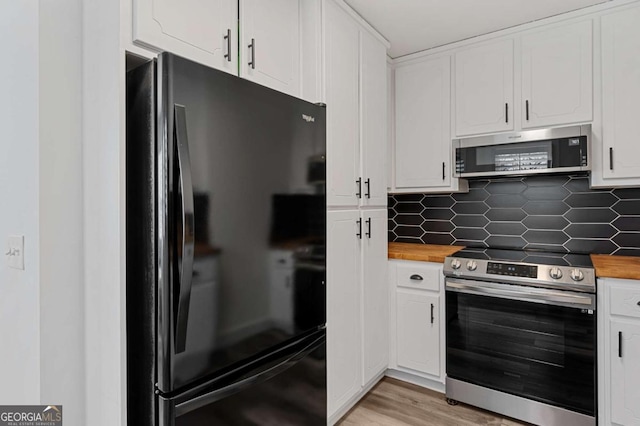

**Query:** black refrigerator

left=126, top=53, right=327, bottom=426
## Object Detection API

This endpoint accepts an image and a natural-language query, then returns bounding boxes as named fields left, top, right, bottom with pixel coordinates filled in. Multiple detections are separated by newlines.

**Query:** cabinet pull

left=505, top=103, right=508, bottom=124
left=224, top=29, right=231, bottom=62
left=637, top=301, right=640, bottom=306
left=365, top=178, right=371, bottom=199
left=619, top=331, right=623, bottom=358
left=431, top=303, right=435, bottom=324
left=442, top=162, right=446, bottom=180
left=248, top=38, right=255, bottom=69
left=609, top=147, right=614, bottom=171
left=526, top=100, right=530, bottom=121
left=356, top=218, right=362, bottom=239
left=409, top=274, right=423, bottom=281
left=366, top=218, right=371, bottom=238
left=356, top=178, right=362, bottom=199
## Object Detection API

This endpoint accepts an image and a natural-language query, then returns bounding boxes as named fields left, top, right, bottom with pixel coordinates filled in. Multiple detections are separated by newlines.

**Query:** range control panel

left=487, top=262, right=537, bottom=278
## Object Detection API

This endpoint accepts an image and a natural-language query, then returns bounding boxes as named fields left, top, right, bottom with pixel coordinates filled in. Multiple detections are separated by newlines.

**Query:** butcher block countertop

left=591, top=254, right=640, bottom=280
left=388, top=242, right=464, bottom=263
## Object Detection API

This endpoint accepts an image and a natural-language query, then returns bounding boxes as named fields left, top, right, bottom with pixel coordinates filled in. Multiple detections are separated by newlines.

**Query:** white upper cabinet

left=395, top=55, right=454, bottom=189
left=133, top=0, right=237, bottom=74
left=601, top=5, right=640, bottom=181
left=455, top=39, right=514, bottom=136
left=325, top=0, right=388, bottom=208
left=325, top=0, right=360, bottom=208
left=521, top=20, right=593, bottom=129
left=240, top=0, right=301, bottom=97
left=360, top=30, right=388, bottom=207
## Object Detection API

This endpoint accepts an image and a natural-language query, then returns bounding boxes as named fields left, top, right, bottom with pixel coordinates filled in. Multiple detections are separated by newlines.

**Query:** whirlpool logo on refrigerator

left=302, top=114, right=315, bottom=123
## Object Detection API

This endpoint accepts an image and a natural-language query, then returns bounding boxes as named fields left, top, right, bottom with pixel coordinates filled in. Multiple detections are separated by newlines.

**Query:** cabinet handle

left=366, top=218, right=371, bottom=238
left=619, top=331, right=623, bottom=358
left=356, top=178, right=362, bottom=199
left=505, top=103, right=508, bottom=124
left=442, top=162, right=446, bottom=180
left=356, top=218, right=362, bottom=239
left=609, top=147, right=614, bottom=171
left=637, top=300, right=640, bottom=307
left=365, top=178, right=371, bottom=199
left=431, top=303, right=435, bottom=324
left=409, top=274, right=423, bottom=281
left=248, top=38, right=255, bottom=69
left=224, top=29, right=231, bottom=62
left=526, top=100, right=530, bottom=121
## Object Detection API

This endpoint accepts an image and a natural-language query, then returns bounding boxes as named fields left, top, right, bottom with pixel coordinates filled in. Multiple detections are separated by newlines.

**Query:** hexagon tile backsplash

left=388, top=174, right=640, bottom=256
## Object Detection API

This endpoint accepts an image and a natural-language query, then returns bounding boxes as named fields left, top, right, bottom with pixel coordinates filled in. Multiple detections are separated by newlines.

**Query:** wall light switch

left=6, top=235, right=24, bottom=270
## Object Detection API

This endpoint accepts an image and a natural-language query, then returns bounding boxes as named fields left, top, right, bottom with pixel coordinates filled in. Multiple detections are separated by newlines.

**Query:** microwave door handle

left=174, top=104, right=195, bottom=354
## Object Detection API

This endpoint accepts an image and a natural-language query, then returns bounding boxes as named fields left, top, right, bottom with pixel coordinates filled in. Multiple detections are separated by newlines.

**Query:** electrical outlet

left=5, top=235, right=24, bottom=270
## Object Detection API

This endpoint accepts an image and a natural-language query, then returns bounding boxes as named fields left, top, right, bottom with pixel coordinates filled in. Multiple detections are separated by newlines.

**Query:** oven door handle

left=445, top=278, right=595, bottom=310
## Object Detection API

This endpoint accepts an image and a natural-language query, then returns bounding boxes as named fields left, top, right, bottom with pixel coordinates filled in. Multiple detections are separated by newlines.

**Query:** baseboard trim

left=385, top=369, right=445, bottom=394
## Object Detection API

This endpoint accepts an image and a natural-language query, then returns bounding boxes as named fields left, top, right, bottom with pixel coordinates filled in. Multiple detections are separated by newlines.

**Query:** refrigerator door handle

left=173, top=334, right=324, bottom=417
left=174, top=104, right=195, bottom=354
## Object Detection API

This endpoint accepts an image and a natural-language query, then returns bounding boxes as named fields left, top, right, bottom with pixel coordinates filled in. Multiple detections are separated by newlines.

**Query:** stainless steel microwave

left=453, top=124, right=591, bottom=178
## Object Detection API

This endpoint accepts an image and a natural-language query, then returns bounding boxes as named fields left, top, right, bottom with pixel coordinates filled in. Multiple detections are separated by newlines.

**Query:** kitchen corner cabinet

left=600, top=5, right=640, bottom=183
left=598, top=278, right=640, bottom=426
left=521, top=20, right=592, bottom=129
left=454, top=39, right=514, bottom=136
left=133, top=0, right=302, bottom=97
left=133, top=0, right=238, bottom=74
left=325, top=0, right=387, bottom=208
left=393, top=55, right=465, bottom=193
left=239, top=0, right=301, bottom=97
left=389, top=260, right=444, bottom=383
left=327, top=209, right=388, bottom=421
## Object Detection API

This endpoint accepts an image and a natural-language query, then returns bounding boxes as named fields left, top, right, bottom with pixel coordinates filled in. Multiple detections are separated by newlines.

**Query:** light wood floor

left=338, top=378, right=530, bottom=426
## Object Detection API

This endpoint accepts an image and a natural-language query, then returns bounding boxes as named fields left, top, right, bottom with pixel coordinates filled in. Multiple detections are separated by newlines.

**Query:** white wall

left=0, top=1, right=85, bottom=422
left=39, top=0, right=85, bottom=424
left=0, top=0, right=41, bottom=404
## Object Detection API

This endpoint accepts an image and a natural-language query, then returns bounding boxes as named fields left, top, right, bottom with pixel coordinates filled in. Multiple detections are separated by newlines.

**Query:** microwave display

left=455, top=136, right=588, bottom=176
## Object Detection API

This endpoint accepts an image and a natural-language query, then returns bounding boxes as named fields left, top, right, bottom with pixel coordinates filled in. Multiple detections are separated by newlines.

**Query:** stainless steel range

left=443, top=248, right=596, bottom=426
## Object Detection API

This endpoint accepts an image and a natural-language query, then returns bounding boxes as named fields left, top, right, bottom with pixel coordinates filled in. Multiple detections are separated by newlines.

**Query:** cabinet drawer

left=396, top=263, right=441, bottom=291
left=269, top=250, right=295, bottom=269
left=610, top=285, right=640, bottom=319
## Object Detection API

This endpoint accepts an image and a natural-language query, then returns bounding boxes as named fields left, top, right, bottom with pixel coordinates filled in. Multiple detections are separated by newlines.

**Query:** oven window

left=446, top=291, right=595, bottom=416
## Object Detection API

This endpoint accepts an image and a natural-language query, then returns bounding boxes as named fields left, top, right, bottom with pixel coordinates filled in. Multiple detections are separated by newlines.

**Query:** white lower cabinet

left=396, top=290, right=440, bottom=376
left=389, top=260, right=445, bottom=386
left=327, top=209, right=388, bottom=423
left=599, top=278, right=640, bottom=426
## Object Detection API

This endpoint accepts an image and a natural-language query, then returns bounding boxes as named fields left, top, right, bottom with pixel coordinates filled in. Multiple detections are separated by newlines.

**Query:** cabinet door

left=133, top=0, right=237, bottom=74
left=396, top=289, right=440, bottom=377
left=601, top=6, right=640, bottom=180
left=362, top=210, right=389, bottom=385
left=395, top=56, right=451, bottom=188
left=455, top=39, right=514, bottom=136
left=327, top=210, right=362, bottom=416
left=360, top=30, right=388, bottom=207
left=521, top=20, right=592, bottom=129
left=240, top=0, right=301, bottom=97
left=325, top=0, right=360, bottom=207
left=610, top=320, right=640, bottom=425
left=268, top=267, right=294, bottom=333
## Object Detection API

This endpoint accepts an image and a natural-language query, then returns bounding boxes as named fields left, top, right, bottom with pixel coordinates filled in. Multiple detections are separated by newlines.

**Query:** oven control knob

left=451, top=259, right=462, bottom=270
left=570, top=268, right=585, bottom=282
left=466, top=260, right=478, bottom=271
left=549, top=267, right=563, bottom=280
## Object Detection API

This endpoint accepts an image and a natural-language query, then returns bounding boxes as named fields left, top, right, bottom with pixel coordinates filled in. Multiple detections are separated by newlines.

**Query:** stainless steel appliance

left=126, top=53, right=327, bottom=426
left=444, top=248, right=597, bottom=426
left=453, top=124, right=591, bottom=178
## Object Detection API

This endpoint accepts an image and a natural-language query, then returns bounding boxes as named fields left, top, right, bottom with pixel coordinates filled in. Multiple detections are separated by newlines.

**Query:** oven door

left=445, top=278, right=596, bottom=417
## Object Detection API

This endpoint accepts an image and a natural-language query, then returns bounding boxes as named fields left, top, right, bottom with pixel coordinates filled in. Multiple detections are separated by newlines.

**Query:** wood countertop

left=591, top=254, right=640, bottom=280
left=388, top=242, right=464, bottom=263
